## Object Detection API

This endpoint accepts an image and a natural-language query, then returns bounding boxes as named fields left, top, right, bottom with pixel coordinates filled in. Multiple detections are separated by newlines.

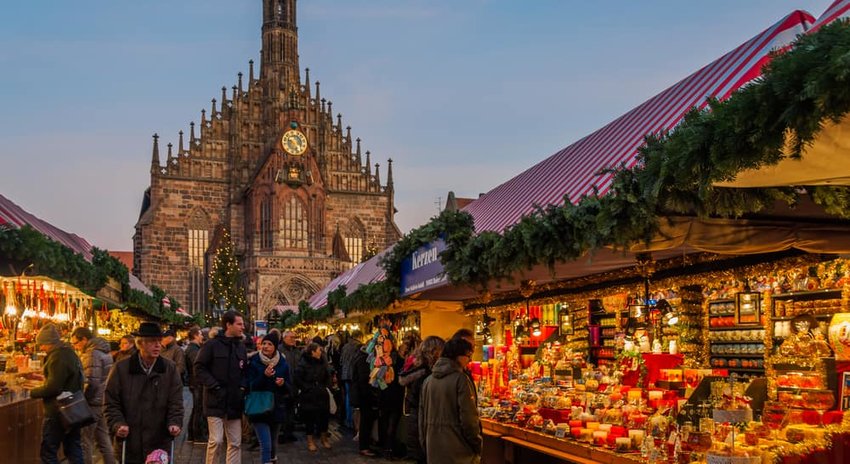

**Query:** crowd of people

left=25, top=311, right=484, bottom=464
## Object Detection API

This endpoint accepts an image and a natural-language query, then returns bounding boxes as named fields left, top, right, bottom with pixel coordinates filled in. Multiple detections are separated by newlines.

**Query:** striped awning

left=0, top=193, right=94, bottom=260
left=462, top=10, right=815, bottom=233
left=812, top=0, right=850, bottom=32
left=308, top=249, right=389, bottom=309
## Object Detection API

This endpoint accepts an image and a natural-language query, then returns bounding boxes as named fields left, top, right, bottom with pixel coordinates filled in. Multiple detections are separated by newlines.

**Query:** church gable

left=134, top=0, right=401, bottom=318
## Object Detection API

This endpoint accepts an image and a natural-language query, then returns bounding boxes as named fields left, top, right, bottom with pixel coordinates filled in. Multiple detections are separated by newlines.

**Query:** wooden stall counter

left=482, top=419, right=642, bottom=464
left=0, top=398, right=44, bottom=464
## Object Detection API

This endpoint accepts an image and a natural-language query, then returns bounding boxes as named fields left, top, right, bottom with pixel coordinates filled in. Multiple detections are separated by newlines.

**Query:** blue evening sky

left=0, top=0, right=833, bottom=250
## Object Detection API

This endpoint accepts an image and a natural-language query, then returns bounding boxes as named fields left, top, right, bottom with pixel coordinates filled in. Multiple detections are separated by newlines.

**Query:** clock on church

left=281, top=129, right=307, bottom=156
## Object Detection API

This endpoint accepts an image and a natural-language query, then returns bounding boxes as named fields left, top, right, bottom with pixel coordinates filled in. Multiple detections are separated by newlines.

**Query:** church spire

left=261, top=0, right=300, bottom=88
left=150, top=133, right=160, bottom=174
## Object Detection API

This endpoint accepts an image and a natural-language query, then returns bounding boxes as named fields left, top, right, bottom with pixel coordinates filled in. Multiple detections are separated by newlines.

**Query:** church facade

left=133, top=0, right=401, bottom=321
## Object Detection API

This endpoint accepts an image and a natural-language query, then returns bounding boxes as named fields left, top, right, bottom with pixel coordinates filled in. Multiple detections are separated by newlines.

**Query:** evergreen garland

left=0, top=224, right=180, bottom=321
left=316, top=21, right=850, bottom=312
left=208, top=228, right=248, bottom=314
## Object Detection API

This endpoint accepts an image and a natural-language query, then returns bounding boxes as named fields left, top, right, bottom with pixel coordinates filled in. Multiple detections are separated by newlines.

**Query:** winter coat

left=419, top=357, right=482, bottom=464
left=160, top=341, right=186, bottom=381
left=350, top=348, right=378, bottom=410
left=339, top=339, right=363, bottom=381
left=245, top=353, right=291, bottom=423
left=183, top=342, right=201, bottom=387
left=104, top=353, right=183, bottom=464
left=378, top=350, right=404, bottom=410
left=80, top=337, right=113, bottom=406
left=279, top=344, right=301, bottom=374
left=194, top=335, right=247, bottom=420
left=399, top=362, right=431, bottom=462
left=114, top=346, right=137, bottom=364
left=294, top=354, right=330, bottom=413
left=30, top=343, right=84, bottom=417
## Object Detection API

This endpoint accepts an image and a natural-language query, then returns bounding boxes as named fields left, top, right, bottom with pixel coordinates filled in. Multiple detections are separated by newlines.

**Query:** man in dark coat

left=419, top=337, right=481, bottom=464
left=104, top=322, right=183, bottom=464
left=194, top=311, right=247, bottom=464
left=28, top=324, right=86, bottom=464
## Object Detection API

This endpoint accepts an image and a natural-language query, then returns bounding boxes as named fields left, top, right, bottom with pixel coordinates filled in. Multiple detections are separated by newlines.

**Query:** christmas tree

left=208, top=227, right=248, bottom=315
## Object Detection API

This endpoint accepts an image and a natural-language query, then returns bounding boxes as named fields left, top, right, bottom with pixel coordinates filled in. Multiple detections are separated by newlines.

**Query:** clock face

left=281, top=130, right=308, bottom=156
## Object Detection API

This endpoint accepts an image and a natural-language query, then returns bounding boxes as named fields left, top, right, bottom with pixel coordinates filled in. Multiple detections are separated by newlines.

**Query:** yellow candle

left=586, top=421, right=600, bottom=431
left=648, top=390, right=663, bottom=401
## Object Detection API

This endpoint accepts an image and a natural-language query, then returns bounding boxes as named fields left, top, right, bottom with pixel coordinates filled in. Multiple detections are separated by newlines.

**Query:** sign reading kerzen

left=400, top=238, right=448, bottom=297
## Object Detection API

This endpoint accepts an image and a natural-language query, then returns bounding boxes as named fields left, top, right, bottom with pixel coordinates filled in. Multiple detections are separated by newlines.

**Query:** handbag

left=244, top=390, right=274, bottom=417
left=327, top=388, right=337, bottom=415
left=57, top=390, right=96, bottom=429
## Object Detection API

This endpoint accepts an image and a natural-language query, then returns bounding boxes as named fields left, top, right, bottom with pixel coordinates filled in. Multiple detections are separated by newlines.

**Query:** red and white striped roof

left=463, top=11, right=815, bottom=233
left=812, top=0, right=850, bottom=32
left=307, top=249, right=388, bottom=309
left=0, top=193, right=94, bottom=260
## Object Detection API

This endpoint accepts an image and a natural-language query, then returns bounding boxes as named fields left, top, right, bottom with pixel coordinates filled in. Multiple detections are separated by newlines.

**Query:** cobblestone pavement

left=173, top=424, right=414, bottom=464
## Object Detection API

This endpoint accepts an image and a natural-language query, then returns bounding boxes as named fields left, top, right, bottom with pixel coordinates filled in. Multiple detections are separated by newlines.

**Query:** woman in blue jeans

left=246, top=332, right=291, bottom=464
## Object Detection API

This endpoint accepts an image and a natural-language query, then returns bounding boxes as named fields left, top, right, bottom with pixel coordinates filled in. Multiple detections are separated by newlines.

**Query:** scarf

left=259, top=349, right=280, bottom=368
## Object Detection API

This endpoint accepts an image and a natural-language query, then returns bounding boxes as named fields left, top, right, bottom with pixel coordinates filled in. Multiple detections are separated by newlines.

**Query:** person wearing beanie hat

left=262, top=331, right=280, bottom=348
left=245, top=330, right=291, bottom=463
left=27, top=324, right=86, bottom=463
left=35, top=323, right=62, bottom=345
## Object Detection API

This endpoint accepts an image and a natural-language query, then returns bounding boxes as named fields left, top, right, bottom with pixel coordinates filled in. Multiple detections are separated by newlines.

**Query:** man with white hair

left=104, top=322, right=183, bottom=464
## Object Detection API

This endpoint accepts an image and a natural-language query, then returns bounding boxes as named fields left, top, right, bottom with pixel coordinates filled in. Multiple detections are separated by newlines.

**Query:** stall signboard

left=400, top=238, right=447, bottom=297
left=255, top=321, right=268, bottom=338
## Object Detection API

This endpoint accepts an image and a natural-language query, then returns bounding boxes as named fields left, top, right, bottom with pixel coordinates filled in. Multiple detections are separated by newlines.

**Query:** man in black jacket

left=194, top=311, right=247, bottom=464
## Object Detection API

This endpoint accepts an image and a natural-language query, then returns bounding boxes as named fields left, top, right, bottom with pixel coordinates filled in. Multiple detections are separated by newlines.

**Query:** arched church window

left=281, top=196, right=307, bottom=249
left=343, top=219, right=365, bottom=263
left=187, top=209, right=210, bottom=314
left=259, top=198, right=273, bottom=250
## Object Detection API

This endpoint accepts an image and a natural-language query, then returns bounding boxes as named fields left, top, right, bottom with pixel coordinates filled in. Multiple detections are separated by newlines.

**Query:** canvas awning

left=307, top=249, right=388, bottom=309
left=714, top=114, right=850, bottom=187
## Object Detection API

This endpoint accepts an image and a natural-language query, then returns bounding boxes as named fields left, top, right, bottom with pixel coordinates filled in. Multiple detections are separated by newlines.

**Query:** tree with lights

left=208, top=227, right=248, bottom=315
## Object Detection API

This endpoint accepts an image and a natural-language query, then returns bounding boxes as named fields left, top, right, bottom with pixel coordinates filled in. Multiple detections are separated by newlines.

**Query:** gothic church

left=133, top=0, right=401, bottom=320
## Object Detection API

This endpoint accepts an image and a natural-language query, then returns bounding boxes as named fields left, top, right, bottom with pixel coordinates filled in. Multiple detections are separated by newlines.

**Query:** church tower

left=262, top=0, right=300, bottom=89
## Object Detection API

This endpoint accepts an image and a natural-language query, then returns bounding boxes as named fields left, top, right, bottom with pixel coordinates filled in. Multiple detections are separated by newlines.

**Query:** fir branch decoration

left=208, top=228, right=248, bottom=314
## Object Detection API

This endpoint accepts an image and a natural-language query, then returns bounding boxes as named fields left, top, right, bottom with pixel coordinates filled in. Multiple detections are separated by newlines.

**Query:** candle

left=598, top=423, right=612, bottom=432
left=571, top=427, right=582, bottom=439
left=580, top=428, right=593, bottom=443
left=593, top=430, right=608, bottom=446
left=648, top=390, right=663, bottom=401
left=627, top=388, right=643, bottom=403
left=628, top=429, right=645, bottom=449
left=586, top=421, right=600, bottom=431
left=568, top=420, right=583, bottom=428
left=616, top=437, right=632, bottom=452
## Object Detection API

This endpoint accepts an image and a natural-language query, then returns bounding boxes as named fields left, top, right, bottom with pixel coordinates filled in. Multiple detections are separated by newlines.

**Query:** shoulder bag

left=57, top=390, right=96, bottom=430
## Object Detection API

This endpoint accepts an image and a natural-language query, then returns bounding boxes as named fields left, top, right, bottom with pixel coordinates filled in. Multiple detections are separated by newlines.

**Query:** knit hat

left=36, top=324, right=62, bottom=345
left=262, top=332, right=280, bottom=348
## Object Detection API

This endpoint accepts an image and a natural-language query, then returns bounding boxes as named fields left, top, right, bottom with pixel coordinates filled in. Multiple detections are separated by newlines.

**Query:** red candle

left=571, top=427, right=582, bottom=439
left=569, top=420, right=583, bottom=428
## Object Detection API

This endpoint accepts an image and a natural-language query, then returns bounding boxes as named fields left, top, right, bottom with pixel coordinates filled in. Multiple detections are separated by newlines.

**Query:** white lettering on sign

left=411, top=246, right=439, bottom=271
